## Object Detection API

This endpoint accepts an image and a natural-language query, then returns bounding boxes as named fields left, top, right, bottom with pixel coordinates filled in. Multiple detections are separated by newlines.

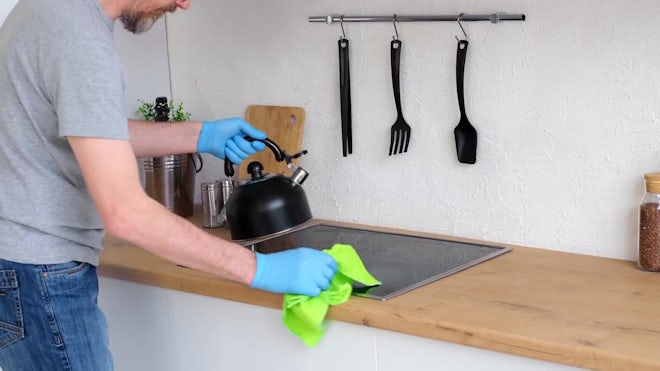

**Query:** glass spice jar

left=638, top=173, right=660, bottom=271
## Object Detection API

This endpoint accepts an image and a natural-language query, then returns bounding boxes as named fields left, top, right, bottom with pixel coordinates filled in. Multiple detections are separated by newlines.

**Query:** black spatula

left=453, top=39, right=477, bottom=164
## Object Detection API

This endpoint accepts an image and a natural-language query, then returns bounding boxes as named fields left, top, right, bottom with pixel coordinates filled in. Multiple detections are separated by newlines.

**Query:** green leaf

left=136, top=98, right=191, bottom=122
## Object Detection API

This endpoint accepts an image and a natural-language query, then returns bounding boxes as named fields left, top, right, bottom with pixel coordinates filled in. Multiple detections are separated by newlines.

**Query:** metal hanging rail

left=309, top=13, right=526, bottom=25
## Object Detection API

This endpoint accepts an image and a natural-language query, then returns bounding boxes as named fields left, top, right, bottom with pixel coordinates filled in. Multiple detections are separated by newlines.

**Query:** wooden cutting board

left=237, top=105, right=306, bottom=180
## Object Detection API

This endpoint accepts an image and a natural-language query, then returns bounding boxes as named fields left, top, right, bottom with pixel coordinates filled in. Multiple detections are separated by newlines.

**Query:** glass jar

left=638, top=173, right=660, bottom=271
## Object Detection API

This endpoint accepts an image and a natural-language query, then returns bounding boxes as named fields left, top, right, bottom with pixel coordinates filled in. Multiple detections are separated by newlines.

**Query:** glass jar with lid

left=638, top=173, right=660, bottom=271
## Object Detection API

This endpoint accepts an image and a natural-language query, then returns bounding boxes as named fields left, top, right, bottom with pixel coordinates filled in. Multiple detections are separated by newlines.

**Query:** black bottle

left=154, top=96, right=169, bottom=122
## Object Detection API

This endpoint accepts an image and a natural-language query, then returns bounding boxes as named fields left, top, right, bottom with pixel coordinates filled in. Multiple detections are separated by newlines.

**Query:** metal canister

left=143, top=154, right=200, bottom=217
left=201, top=182, right=221, bottom=228
left=217, top=179, right=235, bottom=226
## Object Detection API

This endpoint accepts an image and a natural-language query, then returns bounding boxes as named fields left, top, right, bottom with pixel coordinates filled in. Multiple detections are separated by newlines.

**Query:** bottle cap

left=644, top=173, right=660, bottom=193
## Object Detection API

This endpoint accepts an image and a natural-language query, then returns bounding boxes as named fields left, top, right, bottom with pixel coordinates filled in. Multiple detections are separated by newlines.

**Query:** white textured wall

left=149, top=0, right=660, bottom=261
left=114, top=19, right=171, bottom=117
left=0, top=0, right=18, bottom=27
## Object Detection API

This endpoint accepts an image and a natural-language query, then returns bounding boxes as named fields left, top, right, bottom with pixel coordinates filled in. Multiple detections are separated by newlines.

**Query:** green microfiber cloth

left=283, top=244, right=381, bottom=347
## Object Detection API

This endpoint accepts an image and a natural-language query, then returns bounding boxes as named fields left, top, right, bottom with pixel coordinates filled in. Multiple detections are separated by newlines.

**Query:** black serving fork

left=389, top=39, right=411, bottom=155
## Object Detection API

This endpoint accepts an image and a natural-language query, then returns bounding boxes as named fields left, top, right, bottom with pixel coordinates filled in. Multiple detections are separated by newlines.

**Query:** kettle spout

left=284, top=149, right=309, bottom=185
left=289, top=165, right=309, bottom=185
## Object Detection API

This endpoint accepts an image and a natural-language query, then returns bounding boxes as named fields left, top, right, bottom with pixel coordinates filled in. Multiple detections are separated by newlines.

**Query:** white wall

left=154, top=0, right=660, bottom=261
left=114, top=19, right=171, bottom=117
left=0, top=0, right=18, bottom=26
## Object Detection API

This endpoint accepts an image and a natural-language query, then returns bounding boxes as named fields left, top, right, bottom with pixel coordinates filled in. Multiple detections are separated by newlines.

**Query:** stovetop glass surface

left=250, top=224, right=511, bottom=300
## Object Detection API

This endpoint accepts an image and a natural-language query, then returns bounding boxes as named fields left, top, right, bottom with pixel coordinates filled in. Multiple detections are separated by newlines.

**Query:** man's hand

left=197, top=118, right=267, bottom=163
left=250, top=248, right=339, bottom=297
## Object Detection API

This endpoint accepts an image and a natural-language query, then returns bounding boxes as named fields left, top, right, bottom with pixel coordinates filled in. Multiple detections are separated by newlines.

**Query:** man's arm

left=127, top=119, right=202, bottom=157
left=68, top=135, right=257, bottom=284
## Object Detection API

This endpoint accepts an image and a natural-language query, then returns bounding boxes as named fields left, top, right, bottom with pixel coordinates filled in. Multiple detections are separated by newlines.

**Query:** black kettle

left=223, top=138, right=312, bottom=241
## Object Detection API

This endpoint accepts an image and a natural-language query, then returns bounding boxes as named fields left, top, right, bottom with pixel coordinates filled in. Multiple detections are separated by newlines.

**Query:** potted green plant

left=136, top=98, right=191, bottom=122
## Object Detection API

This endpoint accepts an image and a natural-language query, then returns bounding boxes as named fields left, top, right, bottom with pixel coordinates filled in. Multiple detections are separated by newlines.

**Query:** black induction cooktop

left=244, top=223, right=511, bottom=300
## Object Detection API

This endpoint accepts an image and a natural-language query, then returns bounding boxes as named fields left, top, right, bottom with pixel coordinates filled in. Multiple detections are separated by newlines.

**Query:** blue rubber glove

left=250, top=248, right=339, bottom=297
left=197, top=118, right=267, bottom=164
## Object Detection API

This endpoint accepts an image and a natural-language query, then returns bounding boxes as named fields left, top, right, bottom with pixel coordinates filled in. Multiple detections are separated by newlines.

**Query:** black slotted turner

left=453, top=39, right=478, bottom=164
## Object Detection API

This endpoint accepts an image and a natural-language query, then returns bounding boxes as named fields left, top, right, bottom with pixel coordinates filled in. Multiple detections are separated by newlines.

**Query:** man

left=0, top=0, right=337, bottom=369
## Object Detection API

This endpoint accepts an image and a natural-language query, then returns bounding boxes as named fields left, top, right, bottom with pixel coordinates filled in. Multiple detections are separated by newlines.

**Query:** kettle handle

left=224, top=137, right=285, bottom=177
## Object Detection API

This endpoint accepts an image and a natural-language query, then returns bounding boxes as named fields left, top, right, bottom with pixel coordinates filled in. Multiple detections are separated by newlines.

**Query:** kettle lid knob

left=247, top=161, right=264, bottom=179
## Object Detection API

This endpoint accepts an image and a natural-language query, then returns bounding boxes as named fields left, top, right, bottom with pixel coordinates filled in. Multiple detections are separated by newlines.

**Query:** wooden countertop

left=99, top=213, right=660, bottom=371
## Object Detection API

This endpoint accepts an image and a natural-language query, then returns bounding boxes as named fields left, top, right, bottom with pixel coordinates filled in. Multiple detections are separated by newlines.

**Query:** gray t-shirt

left=0, top=0, right=128, bottom=265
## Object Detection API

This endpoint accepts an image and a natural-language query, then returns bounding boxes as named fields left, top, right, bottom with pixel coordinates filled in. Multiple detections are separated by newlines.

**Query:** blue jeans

left=0, top=260, right=112, bottom=371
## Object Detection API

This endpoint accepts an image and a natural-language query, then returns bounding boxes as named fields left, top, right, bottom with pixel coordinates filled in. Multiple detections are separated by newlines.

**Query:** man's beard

left=121, top=2, right=177, bottom=34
